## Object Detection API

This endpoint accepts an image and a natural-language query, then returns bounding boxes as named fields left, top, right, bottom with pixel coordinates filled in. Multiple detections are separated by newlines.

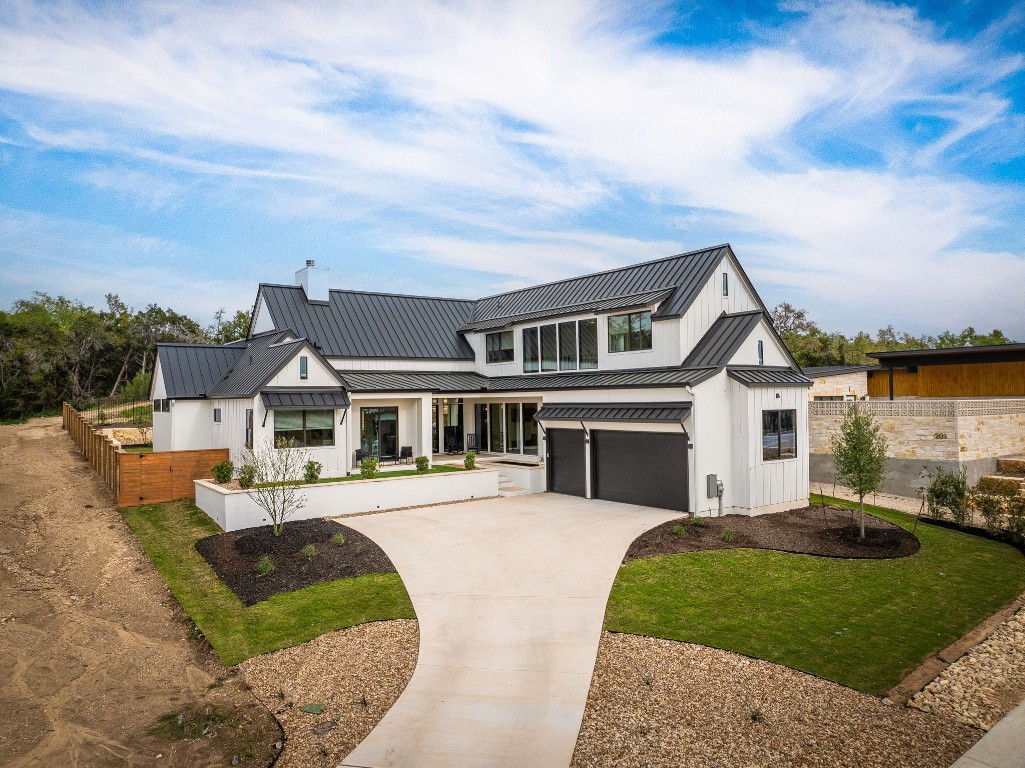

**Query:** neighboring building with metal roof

left=866, top=344, right=1025, bottom=399
left=153, top=244, right=811, bottom=516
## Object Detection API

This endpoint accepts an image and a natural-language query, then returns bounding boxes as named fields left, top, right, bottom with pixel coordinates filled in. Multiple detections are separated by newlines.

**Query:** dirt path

left=0, top=417, right=279, bottom=767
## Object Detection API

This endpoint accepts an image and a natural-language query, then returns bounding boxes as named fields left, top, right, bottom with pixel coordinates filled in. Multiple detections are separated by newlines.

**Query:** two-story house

left=151, top=244, right=811, bottom=516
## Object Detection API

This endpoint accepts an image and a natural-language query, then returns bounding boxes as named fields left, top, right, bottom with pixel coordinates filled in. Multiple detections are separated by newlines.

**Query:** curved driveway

left=338, top=493, right=680, bottom=768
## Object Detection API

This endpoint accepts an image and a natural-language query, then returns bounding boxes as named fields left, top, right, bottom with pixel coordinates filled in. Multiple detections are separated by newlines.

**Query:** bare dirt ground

left=0, top=417, right=280, bottom=767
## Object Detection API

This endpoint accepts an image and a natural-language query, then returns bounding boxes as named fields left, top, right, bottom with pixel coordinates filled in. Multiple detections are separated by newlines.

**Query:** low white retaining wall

left=195, top=469, right=500, bottom=532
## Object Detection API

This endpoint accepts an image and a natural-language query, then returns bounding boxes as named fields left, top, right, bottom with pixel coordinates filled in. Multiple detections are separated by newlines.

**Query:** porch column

left=419, top=394, right=433, bottom=466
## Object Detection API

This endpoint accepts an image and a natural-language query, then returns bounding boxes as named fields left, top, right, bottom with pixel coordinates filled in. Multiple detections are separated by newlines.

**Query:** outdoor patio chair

left=354, top=448, right=364, bottom=466
left=399, top=446, right=413, bottom=464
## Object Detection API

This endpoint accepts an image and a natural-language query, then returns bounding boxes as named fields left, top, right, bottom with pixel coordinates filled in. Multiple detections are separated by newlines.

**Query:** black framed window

left=299, top=355, right=308, bottom=379
left=541, top=324, right=558, bottom=371
left=579, top=318, right=598, bottom=369
left=522, top=327, right=539, bottom=373
left=723, top=272, right=729, bottom=297
left=274, top=409, right=335, bottom=448
left=757, top=340, right=764, bottom=366
left=762, top=409, right=797, bottom=461
left=609, top=311, right=652, bottom=352
left=245, top=408, right=253, bottom=449
left=213, top=407, right=222, bottom=423
left=485, top=331, right=514, bottom=363
left=558, top=321, right=577, bottom=371
left=161, top=398, right=169, bottom=412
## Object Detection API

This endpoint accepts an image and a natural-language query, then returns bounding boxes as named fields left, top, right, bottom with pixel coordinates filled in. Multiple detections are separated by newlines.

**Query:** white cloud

left=0, top=0, right=1021, bottom=336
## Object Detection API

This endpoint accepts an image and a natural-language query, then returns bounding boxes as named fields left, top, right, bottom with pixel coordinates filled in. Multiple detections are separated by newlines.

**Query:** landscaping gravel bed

left=912, top=605, right=1025, bottom=730
left=240, top=620, right=418, bottom=768
left=571, top=632, right=978, bottom=768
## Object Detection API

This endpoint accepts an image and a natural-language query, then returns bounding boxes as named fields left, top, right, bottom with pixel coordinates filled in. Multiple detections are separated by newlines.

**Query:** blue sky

left=0, top=0, right=1022, bottom=337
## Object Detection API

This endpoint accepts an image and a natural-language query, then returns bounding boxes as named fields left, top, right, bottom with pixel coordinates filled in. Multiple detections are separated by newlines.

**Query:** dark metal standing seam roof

left=727, top=366, right=813, bottom=387
left=207, top=334, right=308, bottom=398
left=259, top=285, right=476, bottom=359
left=339, top=371, right=489, bottom=393
left=485, top=367, right=718, bottom=391
left=156, top=344, right=242, bottom=399
left=534, top=402, right=692, bottom=422
left=261, top=389, right=351, bottom=409
left=458, top=287, right=676, bottom=332
left=467, top=245, right=731, bottom=325
left=682, top=311, right=764, bottom=368
left=801, top=365, right=876, bottom=378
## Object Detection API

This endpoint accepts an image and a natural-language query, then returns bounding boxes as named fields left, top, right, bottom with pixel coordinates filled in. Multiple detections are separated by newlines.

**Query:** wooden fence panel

left=62, top=402, right=225, bottom=508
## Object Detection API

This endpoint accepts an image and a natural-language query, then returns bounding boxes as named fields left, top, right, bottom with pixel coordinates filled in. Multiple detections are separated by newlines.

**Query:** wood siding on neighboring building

left=868, top=361, right=1025, bottom=398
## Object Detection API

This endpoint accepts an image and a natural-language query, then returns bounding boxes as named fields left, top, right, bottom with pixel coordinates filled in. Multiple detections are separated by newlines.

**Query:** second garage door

left=591, top=430, right=688, bottom=512
left=546, top=428, right=586, bottom=497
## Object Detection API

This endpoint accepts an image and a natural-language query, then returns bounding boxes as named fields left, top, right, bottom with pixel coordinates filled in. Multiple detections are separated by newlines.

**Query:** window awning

left=261, top=388, right=351, bottom=409
left=533, top=402, right=691, bottom=423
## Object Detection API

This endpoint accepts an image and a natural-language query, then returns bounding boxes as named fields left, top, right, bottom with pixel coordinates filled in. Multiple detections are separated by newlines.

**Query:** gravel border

left=912, top=605, right=1025, bottom=730
left=571, top=632, right=979, bottom=768
left=240, top=620, right=418, bottom=768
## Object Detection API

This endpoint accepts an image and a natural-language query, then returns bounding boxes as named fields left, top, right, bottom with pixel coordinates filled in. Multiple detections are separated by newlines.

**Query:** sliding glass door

left=361, top=407, right=398, bottom=460
left=489, top=403, right=504, bottom=454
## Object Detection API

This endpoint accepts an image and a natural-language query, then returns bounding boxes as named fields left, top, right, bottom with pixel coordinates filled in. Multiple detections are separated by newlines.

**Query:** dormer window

left=299, top=355, right=308, bottom=379
left=608, top=311, right=652, bottom=353
left=757, top=340, right=764, bottom=366
left=722, top=272, right=729, bottom=297
left=486, top=331, right=514, bottom=364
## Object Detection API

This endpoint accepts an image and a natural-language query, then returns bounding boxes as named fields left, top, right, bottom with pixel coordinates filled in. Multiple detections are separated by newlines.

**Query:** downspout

left=685, top=384, right=697, bottom=516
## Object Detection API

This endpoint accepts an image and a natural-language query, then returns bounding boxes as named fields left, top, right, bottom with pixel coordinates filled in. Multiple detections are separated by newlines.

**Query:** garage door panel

left=592, top=430, right=688, bottom=512
left=547, top=428, right=585, bottom=497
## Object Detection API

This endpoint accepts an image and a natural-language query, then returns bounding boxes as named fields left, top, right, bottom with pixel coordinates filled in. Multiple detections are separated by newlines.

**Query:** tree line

left=0, top=293, right=250, bottom=420
left=769, top=302, right=1015, bottom=368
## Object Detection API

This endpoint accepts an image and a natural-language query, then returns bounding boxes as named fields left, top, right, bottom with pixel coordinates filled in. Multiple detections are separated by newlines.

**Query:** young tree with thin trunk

left=830, top=403, right=888, bottom=540
left=239, top=436, right=310, bottom=536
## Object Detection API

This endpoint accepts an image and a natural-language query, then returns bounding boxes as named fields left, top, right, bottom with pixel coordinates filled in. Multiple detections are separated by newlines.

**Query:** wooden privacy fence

left=63, top=403, right=229, bottom=507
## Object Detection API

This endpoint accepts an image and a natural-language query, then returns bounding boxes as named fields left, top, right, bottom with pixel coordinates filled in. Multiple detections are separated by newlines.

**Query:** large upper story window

left=608, top=310, right=652, bottom=353
left=762, top=409, right=797, bottom=461
left=558, top=321, right=577, bottom=370
left=540, top=324, right=558, bottom=371
left=485, top=331, right=514, bottom=364
left=274, top=409, right=335, bottom=448
left=579, top=318, right=598, bottom=369
left=522, top=327, right=539, bottom=373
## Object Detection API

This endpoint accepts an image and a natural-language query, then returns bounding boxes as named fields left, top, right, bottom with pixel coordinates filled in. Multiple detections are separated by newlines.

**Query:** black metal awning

left=261, top=388, right=351, bottom=409
left=533, top=402, right=691, bottom=423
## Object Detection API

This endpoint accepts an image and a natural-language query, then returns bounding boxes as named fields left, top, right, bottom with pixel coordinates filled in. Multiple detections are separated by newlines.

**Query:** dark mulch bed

left=624, top=504, right=920, bottom=563
left=195, top=519, right=396, bottom=605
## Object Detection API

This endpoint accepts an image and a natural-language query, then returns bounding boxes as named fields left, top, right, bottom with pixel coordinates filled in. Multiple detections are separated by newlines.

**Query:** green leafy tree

left=208, top=308, right=251, bottom=344
left=830, top=404, right=888, bottom=540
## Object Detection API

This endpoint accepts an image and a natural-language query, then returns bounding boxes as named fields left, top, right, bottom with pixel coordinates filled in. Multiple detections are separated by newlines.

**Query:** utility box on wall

left=706, top=473, right=718, bottom=499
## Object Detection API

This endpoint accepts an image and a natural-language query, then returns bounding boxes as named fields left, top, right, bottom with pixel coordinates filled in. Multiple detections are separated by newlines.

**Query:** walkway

left=338, top=494, right=680, bottom=768
left=951, top=697, right=1025, bottom=768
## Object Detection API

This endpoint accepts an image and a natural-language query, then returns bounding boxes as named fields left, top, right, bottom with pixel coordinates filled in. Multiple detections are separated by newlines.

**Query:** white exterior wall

left=728, top=319, right=791, bottom=367
left=151, top=357, right=172, bottom=452
left=168, top=400, right=212, bottom=451
left=467, top=310, right=683, bottom=376
left=679, top=256, right=760, bottom=355
left=729, top=379, right=809, bottom=515
left=250, top=294, right=274, bottom=334
left=267, top=345, right=339, bottom=387
left=329, top=358, right=476, bottom=372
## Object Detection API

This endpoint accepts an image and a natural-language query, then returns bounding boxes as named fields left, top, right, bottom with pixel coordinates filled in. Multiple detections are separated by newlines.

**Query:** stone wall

left=808, top=372, right=869, bottom=400
left=809, top=399, right=1025, bottom=496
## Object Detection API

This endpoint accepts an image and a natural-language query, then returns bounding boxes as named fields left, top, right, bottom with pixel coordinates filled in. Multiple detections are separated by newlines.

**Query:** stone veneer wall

left=809, top=399, right=1025, bottom=496
left=808, top=372, right=869, bottom=401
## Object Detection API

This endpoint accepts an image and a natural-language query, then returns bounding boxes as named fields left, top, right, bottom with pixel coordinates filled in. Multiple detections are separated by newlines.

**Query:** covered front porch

left=431, top=396, right=543, bottom=462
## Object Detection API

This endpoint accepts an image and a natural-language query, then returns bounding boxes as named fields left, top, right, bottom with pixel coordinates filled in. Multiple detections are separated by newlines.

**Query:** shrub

left=924, top=466, right=970, bottom=526
left=722, top=529, right=735, bottom=543
left=692, top=515, right=705, bottom=527
left=671, top=523, right=687, bottom=536
left=121, top=371, right=153, bottom=402
left=360, top=457, right=379, bottom=479
left=1008, top=495, right=1025, bottom=543
left=415, top=455, right=430, bottom=474
left=304, top=460, right=322, bottom=485
left=330, top=532, right=346, bottom=546
left=301, top=543, right=316, bottom=558
left=977, top=476, right=1022, bottom=496
left=464, top=451, right=476, bottom=470
left=211, top=460, right=234, bottom=484
left=237, top=463, right=257, bottom=490
left=972, top=489, right=1004, bottom=534
left=255, top=555, right=275, bottom=577
left=97, top=409, right=108, bottom=425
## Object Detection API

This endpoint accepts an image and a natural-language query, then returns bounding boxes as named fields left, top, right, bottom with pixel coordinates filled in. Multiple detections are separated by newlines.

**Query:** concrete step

left=498, top=485, right=531, bottom=497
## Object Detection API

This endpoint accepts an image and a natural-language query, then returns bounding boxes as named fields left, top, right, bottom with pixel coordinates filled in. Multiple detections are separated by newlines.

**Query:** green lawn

left=605, top=497, right=1025, bottom=695
left=121, top=500, right=414, bottom=666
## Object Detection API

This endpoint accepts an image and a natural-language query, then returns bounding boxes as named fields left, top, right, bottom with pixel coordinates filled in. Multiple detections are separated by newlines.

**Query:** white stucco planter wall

left=195, top=469, right=500, bottom=532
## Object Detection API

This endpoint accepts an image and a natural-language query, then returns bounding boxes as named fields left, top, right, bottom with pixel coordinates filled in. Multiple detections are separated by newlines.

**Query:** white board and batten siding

left=679, top=256, right=760, bottom=355
left=729, top=379, right=809, bottom=515
left=268, top=345, right=339, bottom=387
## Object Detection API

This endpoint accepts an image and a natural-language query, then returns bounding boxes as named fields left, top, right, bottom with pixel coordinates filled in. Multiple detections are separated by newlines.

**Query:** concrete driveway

left=337, top=493, right=680, bottom=768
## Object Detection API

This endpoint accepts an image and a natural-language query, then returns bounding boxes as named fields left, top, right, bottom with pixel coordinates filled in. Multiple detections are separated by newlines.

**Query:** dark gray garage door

left=546, top=428, right=586, bottom=497
left=592, top=431, right=688, bottom=512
